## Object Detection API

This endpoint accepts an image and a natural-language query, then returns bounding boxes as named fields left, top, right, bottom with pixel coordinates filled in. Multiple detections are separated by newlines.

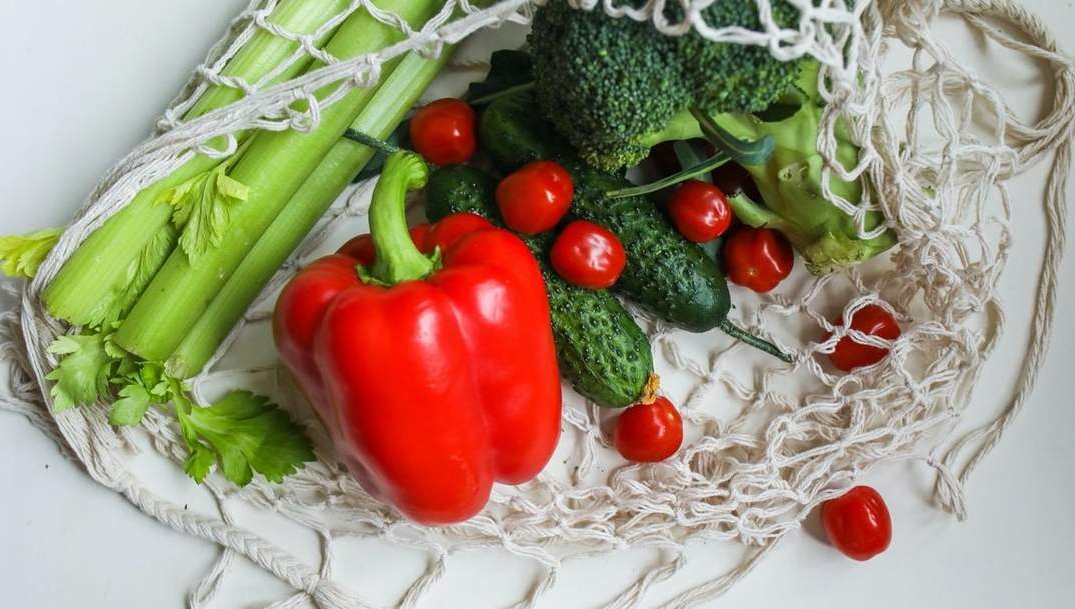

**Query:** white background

left=2, top=1, right=1074, bottom=608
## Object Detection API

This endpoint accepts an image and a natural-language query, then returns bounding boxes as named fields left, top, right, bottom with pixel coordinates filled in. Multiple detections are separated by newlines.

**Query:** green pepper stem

left=366, top=152, right=433, bottom=285
left=718, top=319, right=793, bottom=363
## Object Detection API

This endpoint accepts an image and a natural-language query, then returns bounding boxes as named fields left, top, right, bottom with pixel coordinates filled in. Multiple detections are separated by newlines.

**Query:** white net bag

left=1, top=0, right=1072, bottom=607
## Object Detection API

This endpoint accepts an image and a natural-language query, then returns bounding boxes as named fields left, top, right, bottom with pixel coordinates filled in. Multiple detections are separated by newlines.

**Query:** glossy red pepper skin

left=722, top=226, right=795, bottom=293
left=274, top=213, right=560, bottom=525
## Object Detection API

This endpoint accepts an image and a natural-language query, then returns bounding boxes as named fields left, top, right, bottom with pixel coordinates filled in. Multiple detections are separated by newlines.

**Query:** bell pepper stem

left=366, top=152, right=433, bottom=285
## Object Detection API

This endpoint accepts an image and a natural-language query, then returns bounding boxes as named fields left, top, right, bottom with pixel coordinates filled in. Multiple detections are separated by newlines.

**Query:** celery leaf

left=86, top=225, right=178, bottom=328
left=178, top=390, right=314, bottom=486
left=45, top=334, right=113, bottom=412
left=0, top=228, right=61, bottom=278
left=109, top=384, right=152, bottom=426
left=184, top=443, right=216, bottom=484
left=168, top=166, right=249, bottom=265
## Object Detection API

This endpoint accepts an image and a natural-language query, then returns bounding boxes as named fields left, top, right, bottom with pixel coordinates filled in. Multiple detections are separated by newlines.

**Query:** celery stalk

left=44, top=0, right=351, bottom=327
left=168, top=49, right=454, bottom=378
left=115, top=0, right=444, bottom=362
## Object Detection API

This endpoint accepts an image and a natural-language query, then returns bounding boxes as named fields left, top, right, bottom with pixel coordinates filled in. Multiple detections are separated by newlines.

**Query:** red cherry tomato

left=409, top=98, right=477, bottom=166
left=549, top=220, right=626, bottom=289
left=426, top=212, right=493, bottom=253
left=667, top=180, right=733, bottom=243
left=722, top=226, right=794, bottom=293
left=337, top=224, right=433, bottom=266
left=825, top=303, right=901, bottom=371
left=820, top=485, right=892, bottom=561
left=614, top=397, right=684, bottom=463
left=496, top=161, right=574, bottom=234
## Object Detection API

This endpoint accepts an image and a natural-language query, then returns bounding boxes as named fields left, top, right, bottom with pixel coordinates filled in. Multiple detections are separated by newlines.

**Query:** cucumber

left=566, top=161, right=730, bottom=332
left=477, top=88, right=569, bottom=171
left=426, top=165, right=655, bottom=408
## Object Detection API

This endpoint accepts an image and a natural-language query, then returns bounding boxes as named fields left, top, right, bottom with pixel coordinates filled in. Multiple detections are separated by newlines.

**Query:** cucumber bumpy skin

left=425, top=165, right=654, bottom=408
left=566, top=162, right=731, bottom=332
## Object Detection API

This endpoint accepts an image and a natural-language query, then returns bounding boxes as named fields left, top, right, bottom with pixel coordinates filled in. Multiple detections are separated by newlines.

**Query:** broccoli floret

left=529, top=1, right=689, bottom=172
left=528, top=0, right=802, bottom=171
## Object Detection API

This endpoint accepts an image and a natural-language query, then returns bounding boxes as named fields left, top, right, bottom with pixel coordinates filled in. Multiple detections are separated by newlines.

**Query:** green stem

left=115, top=0, right=444, bottom=362
left=44, top=0, right=352, bottom=327
left=168, top=49, right=455, bottom=379
left=342, top=128, right=401, bottom=154
left=639, top=109, right=704, bottom=149
left=606, top=151, right=730, bottom=199
left=468, top=81, right=536, bottom=107
left=692, top=108, right=775, bottom=167
left=718, top=319, right=792, bottom=363
left=366, top=152, right=433, bottom=285
left=185, top=1, right=351, bottom=120
left=725, top=191, right=781, bottom=229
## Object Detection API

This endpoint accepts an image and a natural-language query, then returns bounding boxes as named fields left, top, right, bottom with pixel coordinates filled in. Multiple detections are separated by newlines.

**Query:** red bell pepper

left=273, top=152, right=562, bottom=525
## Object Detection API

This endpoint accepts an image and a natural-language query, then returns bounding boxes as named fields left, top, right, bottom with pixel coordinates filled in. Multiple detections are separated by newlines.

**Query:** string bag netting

left=1, top=0, right=1072, bottom=608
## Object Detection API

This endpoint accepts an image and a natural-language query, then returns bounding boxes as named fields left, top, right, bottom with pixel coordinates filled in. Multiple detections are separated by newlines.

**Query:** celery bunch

left=3, top=0, right=464, bottom=487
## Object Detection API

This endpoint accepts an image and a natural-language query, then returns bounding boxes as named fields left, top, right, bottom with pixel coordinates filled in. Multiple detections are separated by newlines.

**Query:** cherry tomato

left=549, top=220, right=626, bottom=289
left=667, top=180, right=733, bottom=243
left=825, top=304, right=901, bottom=371
left=820, top=485, right=892, bottom=561
left=425, top=212, right=494, bottom=253
left=409, top=98, right=477, bottom=166
left=337, top=224, right=433, bottom=266
left=614, top=397, right=684, bottom=463
left=496, top=161, right=574, bottom=234
left=722, top=226, right=794, bottom=293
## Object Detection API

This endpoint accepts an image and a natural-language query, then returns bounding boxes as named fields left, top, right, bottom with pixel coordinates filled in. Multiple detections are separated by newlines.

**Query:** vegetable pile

left=0, top=1, right=476, bottom=488
left=0, top=0, right=908, bottom=531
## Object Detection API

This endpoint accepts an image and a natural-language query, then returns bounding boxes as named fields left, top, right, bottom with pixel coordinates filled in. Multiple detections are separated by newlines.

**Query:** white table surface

left=2, top=2, right=1074, bottom=608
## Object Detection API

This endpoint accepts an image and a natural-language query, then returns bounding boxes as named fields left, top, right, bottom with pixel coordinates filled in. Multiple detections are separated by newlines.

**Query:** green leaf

left=109, top=384, right=152, bottom=426
left=85, top=224, right=178, bottom=329
left=465, top=50, right=535, bottom=106
left=184, top=443, right=216, bottom=484
left=181, top=391, right=314, bottom=486
left=45, top=334, right=113, bottom=412
left=167, top=166, right=249, bottom=264
left=0, top=228, right=61, bottom=278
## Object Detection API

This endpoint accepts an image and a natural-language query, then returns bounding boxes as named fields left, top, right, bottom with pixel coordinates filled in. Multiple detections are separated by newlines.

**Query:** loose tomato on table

left=825, top=303, right=901, bottom=371
left=550, top=220, right=626, bottom=289
left=614, top=397, right=684, bottom=463
left=496, top=160, right=574, bottom=234
left=722, top=226, right=794, bottom=293
left=820, top=485, right=892, bottom=561
left=667, top=180, right=733, bottom=243
left=409, top=98, right=477, bottom=166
